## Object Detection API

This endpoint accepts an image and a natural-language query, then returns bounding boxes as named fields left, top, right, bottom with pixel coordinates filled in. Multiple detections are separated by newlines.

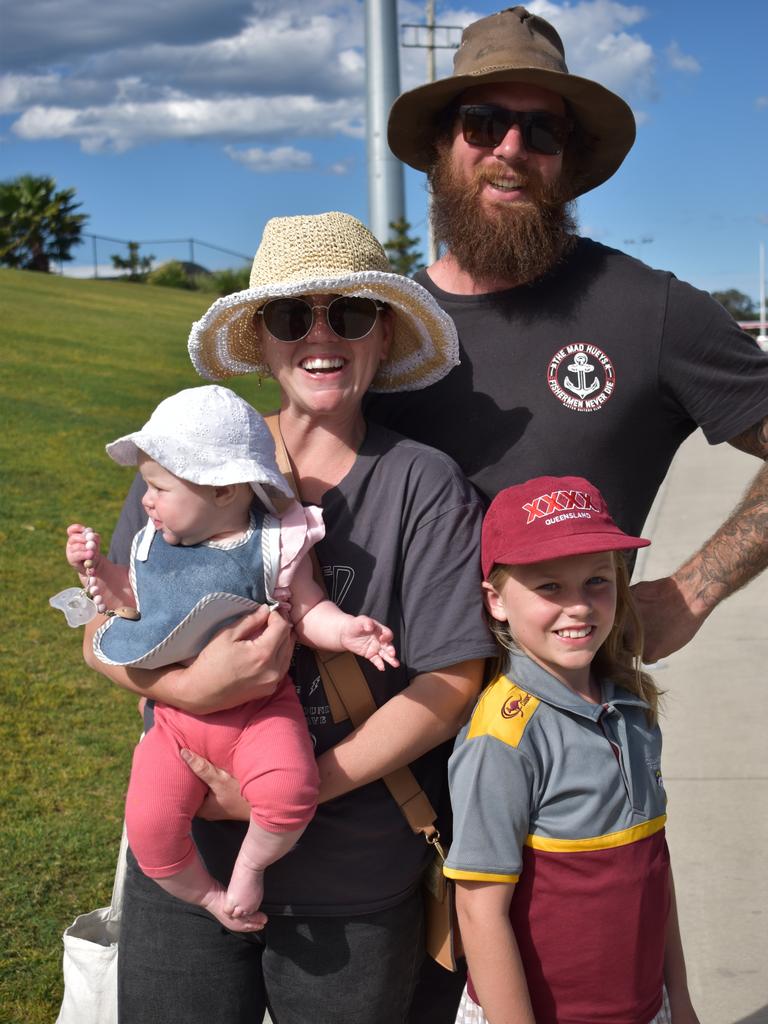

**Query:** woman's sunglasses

left=257, top=296, right=385, bottom=343
left=458, top=104, right=572, bottom=156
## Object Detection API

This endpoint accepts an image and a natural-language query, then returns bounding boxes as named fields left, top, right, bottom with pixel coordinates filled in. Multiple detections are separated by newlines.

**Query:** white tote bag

left=55, top=822, right=128, bottom=1024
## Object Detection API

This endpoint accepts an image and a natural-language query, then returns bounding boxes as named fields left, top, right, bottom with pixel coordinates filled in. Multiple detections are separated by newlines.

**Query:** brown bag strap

left=264, top=413, right=439, bottom=836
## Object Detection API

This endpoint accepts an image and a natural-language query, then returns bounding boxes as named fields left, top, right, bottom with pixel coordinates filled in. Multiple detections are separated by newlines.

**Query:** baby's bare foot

left=225, top=858, right=266, bottom=919
left=202, top=887, right=267, bottom=932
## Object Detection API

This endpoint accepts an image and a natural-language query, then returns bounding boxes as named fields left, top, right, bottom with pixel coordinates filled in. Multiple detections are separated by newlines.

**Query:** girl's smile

left=483, top=551, right=618, bottom=699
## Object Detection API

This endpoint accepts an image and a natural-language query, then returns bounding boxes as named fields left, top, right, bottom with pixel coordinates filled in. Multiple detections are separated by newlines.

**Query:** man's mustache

left=470, top=167, right=564, bottom=208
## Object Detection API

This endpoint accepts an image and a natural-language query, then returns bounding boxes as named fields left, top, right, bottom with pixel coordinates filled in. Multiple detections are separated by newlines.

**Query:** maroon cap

left=481, top=476, right=650, bottom=577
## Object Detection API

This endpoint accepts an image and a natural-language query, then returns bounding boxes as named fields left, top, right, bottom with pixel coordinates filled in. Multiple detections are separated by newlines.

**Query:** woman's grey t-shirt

left=109, top=422, right=496, bottom=915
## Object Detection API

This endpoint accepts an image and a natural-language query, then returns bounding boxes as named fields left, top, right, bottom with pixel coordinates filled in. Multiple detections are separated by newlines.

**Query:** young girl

left=445, top=476, right=699, bottom=1024
left=55, top=384, right=397, bottom=933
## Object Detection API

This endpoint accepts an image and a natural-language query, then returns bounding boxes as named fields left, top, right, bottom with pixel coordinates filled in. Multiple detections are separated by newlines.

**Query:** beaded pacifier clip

left=50, top=527, right=140, bottom=627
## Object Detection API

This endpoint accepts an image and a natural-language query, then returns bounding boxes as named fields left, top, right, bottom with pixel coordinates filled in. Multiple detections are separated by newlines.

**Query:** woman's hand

left=185, top=606, right=295, bottom=712
left=180, top=749, right=250, bottom=821
left=83, top=605, right=295, bottom=714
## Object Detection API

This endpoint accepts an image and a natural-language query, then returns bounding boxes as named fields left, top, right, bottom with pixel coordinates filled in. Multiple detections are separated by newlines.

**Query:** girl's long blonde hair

left=486, top=552, right=661, bottom=724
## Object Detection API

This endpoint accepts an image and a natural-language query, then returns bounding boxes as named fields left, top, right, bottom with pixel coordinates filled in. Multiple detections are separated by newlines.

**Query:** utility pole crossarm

left=400, top=24, right=463, bottom=48
left=397, top=5, right=462, bottom=264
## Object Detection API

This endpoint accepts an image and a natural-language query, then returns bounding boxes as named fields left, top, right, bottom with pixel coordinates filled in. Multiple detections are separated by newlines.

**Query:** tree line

left=0, top=174, right=761, bottom=320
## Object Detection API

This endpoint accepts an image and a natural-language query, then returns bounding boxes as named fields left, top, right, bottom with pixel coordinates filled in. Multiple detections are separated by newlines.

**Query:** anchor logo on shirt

left=563, top=352, right=601, bottom=400
left=546, top=343, right=616, bottom=413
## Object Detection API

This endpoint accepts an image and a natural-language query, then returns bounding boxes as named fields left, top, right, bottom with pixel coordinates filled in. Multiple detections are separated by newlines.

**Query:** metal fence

left=79, top=233, right=251, bottom=278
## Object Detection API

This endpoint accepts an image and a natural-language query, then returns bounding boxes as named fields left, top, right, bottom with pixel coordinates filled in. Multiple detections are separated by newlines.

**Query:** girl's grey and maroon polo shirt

left=445, top=652, right=669, bottom=1024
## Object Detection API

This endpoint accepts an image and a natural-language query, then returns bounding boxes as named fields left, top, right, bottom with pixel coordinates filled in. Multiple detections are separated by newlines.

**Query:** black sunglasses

left=458, top=104, right=572, bottom=156
left=257, top=296, right=386, bottom=343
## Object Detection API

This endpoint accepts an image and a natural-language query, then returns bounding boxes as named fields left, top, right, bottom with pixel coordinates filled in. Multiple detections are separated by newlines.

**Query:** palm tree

left=0, top=175, right=88, bottom=272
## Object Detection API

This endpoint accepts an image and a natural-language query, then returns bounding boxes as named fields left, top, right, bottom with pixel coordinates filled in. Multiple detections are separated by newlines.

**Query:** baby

left=57, top=385, right=397, bottom=932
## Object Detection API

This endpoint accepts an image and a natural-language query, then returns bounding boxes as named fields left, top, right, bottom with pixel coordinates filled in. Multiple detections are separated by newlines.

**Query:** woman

left=86, top=212, right=496, bottom=1023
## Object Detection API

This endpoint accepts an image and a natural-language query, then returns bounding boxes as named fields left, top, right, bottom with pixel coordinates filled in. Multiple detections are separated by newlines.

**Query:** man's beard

left=429, top=147, right=578, bottom=286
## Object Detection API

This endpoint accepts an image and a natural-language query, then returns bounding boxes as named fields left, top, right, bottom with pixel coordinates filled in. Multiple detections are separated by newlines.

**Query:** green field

left=0, top=268, right=280, bottom=1023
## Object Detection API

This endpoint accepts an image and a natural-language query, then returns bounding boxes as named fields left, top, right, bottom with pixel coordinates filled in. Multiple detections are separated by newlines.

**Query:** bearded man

left=368, top=5, right=768, bottom=666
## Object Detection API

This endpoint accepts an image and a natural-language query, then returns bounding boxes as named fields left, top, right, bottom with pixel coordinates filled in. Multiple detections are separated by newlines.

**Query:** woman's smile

left=299, top=355, right=347, bottom=374
left=264, top=292, right=392, bottom=420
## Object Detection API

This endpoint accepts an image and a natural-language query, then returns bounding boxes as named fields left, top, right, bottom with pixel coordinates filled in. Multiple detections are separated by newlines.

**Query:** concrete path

left=635, top=431, right=768, bottom=1024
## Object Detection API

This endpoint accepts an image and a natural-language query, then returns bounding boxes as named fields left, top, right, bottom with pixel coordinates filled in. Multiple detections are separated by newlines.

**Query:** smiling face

left=448, top=82, right=566, bottom=209
left=484, top=551, right=618, bottom=698
left=260, top=292, right=393, bottom=426
left=138, top=454, right=223, bottom=546
left=429, top=81, right=577, bottom=289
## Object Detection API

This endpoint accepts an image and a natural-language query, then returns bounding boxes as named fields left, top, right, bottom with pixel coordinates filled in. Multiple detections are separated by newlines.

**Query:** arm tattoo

left=728, top=414, right=768, bottom=459
left=676, top=458, right=768, bottom=612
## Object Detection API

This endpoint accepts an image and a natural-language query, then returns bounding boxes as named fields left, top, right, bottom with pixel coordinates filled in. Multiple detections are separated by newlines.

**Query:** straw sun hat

left=188, top=212, right=460, bottom=393
left=387, top=5, right=636, bottom=200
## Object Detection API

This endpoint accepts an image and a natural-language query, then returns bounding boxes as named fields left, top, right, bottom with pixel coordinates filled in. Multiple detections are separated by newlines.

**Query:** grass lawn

left=0, top=268, right=280, bottom=1023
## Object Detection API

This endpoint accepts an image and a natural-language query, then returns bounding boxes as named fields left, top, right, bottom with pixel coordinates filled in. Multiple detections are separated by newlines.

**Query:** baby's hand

left=340, top=617, right=399, bottom=672
left=66, top=524, right=102, bottom=576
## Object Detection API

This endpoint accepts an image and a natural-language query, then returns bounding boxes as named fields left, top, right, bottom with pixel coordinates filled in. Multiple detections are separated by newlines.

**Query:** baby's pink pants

left=125, top=676, right=319, bottom=878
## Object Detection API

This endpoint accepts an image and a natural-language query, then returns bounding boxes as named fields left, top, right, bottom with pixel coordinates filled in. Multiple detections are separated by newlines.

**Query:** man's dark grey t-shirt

left=367, top=238, right=768, bottom=535
left=110, top=423, right=496, bottom=914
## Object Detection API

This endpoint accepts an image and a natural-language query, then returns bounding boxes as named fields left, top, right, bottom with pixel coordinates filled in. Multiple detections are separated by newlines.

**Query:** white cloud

left=2, top=0, right=254, bottom=69
left=0, top=0, right=682, bottom=153
left=757, top=97, right=768, bottom=110
left=397, top=2, right=469, bottom=91
left=80, top=14, right=364, bottom=100
left=224, top=144, right=314, bottom=172
left=13, top=94, right=363, bottom=153
left=0, top=73, right=62, bottom=114
left=1, top=1, right=370, bottom=151
left=665, top=41, right=701, bottom=74
left=528, top=1, right=655, bottom=98
left=397, top=1, right=662, bottom=100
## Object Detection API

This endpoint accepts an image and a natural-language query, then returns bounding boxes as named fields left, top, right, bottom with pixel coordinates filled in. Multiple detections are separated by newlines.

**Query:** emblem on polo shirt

left=547, top=343, right=615, bottom=412
left=501, top=692, right=532, bottom=719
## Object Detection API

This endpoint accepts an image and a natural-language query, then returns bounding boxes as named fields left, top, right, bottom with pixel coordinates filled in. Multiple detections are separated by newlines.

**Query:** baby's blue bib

left=94, top=513, right=278, bottom=668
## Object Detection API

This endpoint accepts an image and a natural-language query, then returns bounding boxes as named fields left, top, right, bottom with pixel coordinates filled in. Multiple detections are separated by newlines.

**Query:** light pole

left=365, top=0, right=406, bottom=245
left=758, top=242, right=768, bottom=351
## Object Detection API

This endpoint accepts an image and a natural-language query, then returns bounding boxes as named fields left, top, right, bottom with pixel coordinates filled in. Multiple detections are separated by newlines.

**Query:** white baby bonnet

left=105, top=385, right=293, bottom=512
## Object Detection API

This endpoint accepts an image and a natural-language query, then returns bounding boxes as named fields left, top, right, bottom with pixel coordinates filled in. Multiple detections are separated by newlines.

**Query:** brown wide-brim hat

left=388, top=5, right=636, bottom=200
left=188, top=212, right=459, bottom=394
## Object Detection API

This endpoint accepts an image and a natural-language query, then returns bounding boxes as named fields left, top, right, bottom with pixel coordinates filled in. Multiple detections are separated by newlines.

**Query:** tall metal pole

left=425, top=0, right=437, bottom=264
left=426, top=0, right=435, bottom=82
left=758, top=242, right=768, bottom=350
left=365, top=0, right=405, bottom=245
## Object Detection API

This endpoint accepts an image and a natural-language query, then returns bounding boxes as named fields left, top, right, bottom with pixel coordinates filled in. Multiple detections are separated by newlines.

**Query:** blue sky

left=1, top=0, right=766, bottom=301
